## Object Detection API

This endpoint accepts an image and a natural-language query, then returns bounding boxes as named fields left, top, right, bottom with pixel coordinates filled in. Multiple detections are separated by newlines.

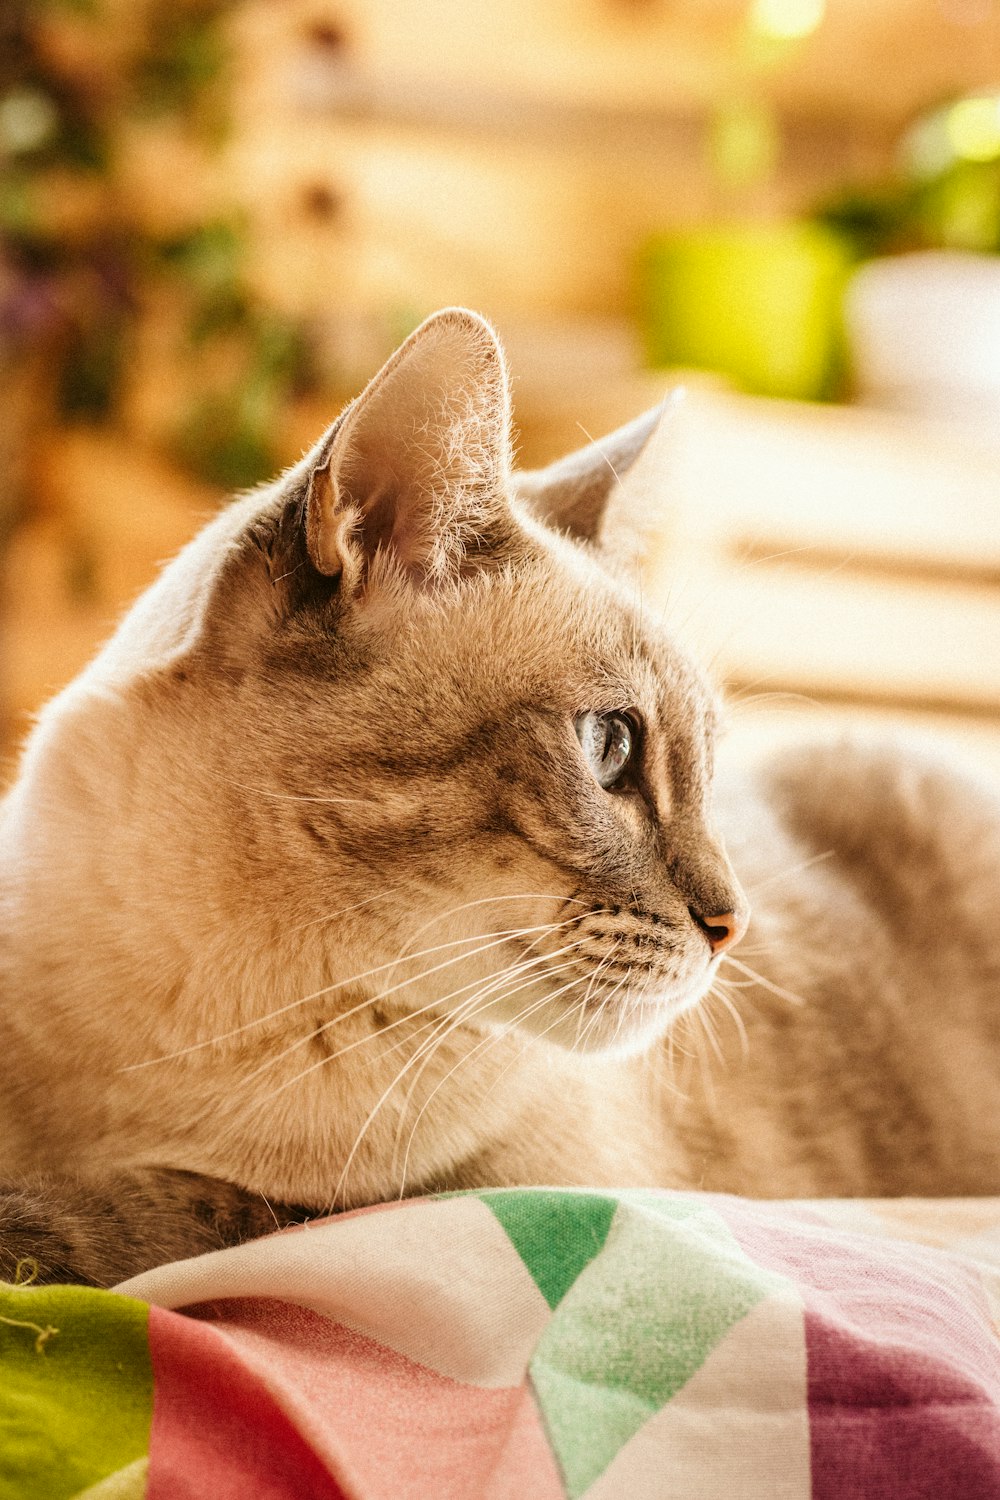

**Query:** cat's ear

left=515, top=395, right=679, bottom=564
left=304, top=307, right=512, bottom=592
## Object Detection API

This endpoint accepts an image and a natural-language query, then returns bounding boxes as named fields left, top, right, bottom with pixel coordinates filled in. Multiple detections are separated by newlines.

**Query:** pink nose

left=691, top=908, right=748, bottom=957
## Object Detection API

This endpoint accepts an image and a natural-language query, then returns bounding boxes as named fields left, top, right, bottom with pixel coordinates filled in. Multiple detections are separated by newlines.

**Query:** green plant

left=0, top=0, right=319, bottom=490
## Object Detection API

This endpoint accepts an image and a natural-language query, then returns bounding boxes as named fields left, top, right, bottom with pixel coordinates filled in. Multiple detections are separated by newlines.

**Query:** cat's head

left=23, top=309, right=747, bottom=1072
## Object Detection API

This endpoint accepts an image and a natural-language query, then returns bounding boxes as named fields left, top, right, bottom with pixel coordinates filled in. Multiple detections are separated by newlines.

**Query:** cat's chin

left=504, top=968, right=715, bottom=1059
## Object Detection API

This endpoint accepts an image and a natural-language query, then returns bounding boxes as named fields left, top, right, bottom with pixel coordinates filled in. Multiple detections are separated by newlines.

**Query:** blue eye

left=575, top=710, right=636, bottom=789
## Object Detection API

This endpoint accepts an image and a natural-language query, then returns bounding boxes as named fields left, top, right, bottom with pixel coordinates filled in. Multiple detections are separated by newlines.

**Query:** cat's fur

left=1, top=308, right=998, bottom=1286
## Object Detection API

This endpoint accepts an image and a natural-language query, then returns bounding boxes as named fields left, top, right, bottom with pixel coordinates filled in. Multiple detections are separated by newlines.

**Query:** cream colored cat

left=1, top=308, right=998, bottom=1285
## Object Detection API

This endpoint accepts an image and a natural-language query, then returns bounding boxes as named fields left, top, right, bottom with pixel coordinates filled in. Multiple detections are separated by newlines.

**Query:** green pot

left=638, top=223, right=853, bottom=401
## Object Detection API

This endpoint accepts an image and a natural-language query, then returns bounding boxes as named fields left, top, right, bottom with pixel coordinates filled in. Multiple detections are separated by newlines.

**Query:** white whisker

left=120, top=914, right=585, bottom=1071
left=721, top=956, right=807, bottom=1008
left=388, top=947, right=595, bottom=1145
left=399, top=890, right=587, bottom=960
left=206, top=769, right=376, bottom=807
left=707, top=986, right=750, bottom=1061
left=286, top=886, right=407, bottom=934
left=747, top=849, right=835, bottom=894
left=395, top=964, right=599, bottom=1198
left=247, top=934, right=591, bottom=1107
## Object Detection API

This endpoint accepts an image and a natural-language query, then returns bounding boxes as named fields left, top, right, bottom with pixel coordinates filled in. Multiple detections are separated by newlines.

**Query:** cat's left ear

left=304, top=307, right=512, bottom=592
left=514, top=393, right=680, bottom=568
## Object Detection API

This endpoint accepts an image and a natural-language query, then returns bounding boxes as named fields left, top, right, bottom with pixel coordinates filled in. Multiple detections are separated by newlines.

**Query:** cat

left=1, top=307, right=998, bottom=1287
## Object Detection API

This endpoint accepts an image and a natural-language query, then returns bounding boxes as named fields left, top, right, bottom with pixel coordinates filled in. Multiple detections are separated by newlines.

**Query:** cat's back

left=740, top=732, right=1000, bottom=967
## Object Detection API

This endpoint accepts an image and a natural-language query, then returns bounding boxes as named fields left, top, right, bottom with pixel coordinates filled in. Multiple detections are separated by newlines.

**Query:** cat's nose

left=689, top=906, right=748, bottom=957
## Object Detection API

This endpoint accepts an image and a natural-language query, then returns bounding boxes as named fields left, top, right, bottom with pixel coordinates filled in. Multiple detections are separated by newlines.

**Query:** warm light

left=903, top=113, right=955, bottom=179
left=711, top=99, right=779, bottom=188
left=749, top=0, right=826, bottom=40
left=946, top=94, right=1000, bottom=163
left=0, top=90, right=57, bottom=154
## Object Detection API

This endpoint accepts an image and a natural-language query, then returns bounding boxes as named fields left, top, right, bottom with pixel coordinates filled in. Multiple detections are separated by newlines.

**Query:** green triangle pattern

left=527, top=1193, right=790, bottom=1498
left=479, top=1189, right=618, bottom=1310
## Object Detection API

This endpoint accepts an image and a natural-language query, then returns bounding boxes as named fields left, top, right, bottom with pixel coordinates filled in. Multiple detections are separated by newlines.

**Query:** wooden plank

left=671, top=390, right=1000, bottom=578
left=523, top=364, right=1000, bottom=712
left=721, top=701, right=1000, bottom=789
left=651, top=553, right=1000, bottom=711
left=233, top=0, right=1000, bottom=130
left=231, top=119, right=657, bottom=319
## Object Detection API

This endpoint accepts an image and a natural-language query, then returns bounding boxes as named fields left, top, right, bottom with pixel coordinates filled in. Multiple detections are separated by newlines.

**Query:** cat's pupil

left=576, top=710, right=635, bottom=789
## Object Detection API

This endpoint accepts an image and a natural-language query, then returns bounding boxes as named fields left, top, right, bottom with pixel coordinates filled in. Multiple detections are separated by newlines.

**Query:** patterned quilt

left=3, top=1189, right=1000, bottom=1499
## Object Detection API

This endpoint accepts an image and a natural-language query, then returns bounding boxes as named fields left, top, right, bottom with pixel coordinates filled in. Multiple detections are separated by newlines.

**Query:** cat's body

left=1, top=309, right=998, bottom=1285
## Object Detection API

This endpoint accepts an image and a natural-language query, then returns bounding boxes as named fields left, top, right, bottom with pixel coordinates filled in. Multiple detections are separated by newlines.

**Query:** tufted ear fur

left=514, top=396, right=679, bottom=568
left=304, top=307, right=513, bottom=593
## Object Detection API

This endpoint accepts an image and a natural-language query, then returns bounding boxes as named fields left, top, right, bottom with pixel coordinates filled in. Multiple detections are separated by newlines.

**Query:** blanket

left=3, top=1189, right=1000, bottom=1499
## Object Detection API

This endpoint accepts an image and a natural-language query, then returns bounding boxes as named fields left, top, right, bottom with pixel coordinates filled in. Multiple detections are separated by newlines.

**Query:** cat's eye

left=575, top=710, right=637, bottom=789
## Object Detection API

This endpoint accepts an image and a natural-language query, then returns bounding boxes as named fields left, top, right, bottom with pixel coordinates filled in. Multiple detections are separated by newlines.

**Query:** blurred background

left=1, top=0, right=999, bottom=780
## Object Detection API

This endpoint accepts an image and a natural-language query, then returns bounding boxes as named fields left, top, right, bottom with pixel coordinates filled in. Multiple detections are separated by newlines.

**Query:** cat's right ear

left=168, top=310, right=514, bottom=665
left=300, top=307, right=513, bottom=596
